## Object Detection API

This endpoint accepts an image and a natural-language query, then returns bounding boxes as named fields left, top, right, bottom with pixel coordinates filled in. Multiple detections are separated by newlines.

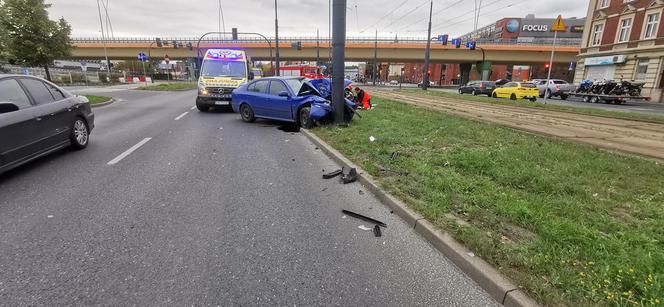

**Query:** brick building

left=575, top=0, right=664, bottom=100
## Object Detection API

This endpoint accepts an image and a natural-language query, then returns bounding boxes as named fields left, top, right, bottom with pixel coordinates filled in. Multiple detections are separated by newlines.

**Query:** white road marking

left=190, top=106, right=197, bottom=110
left=107, top=138, right=152, bottom=165
left=174, top=112, right=189, bottom=121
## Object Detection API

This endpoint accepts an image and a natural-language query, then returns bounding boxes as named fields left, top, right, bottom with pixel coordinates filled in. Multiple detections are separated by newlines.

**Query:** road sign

left=138, top=52, right=148, bottom=62
left=568, top=61, right=575, bottom=71
left=438, top=34, right=449, bottom=45
left=551, top=15, right=567, bottom=32
left=451, top=38, right=461, bottom=48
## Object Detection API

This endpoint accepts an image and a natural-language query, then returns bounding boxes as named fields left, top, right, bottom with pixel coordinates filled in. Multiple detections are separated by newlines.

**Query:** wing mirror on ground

left=248, top=71, right=255, bottom=80
left=278, top=91, right=290, bottom=97
left=0, top=102, right=19, bottom=114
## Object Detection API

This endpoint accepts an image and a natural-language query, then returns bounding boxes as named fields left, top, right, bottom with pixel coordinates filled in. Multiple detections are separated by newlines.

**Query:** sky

left=48, top=0, right=591, bottom=39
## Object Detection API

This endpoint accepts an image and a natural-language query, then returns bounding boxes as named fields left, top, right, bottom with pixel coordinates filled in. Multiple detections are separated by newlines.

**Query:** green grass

left=136, top=82, right=197, bottom=91
left=313, top=98, right=664, bottom=306
left=84, top=95, right=112, bottom=105
left=402, top=89, right=664, bottom=124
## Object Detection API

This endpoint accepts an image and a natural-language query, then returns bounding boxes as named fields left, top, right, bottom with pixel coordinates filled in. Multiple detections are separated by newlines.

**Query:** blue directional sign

left=465, top=41, right=476, bottom=50
left=438, top=34, right=449, bottom=45
left=138, top=52, right=148, bottom=62
left=451, top=38, right=461, bottom=48
left=568, top=61, right=575, bottom=71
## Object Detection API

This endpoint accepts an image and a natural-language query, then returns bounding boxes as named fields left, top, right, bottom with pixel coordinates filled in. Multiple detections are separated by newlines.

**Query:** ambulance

left=196, top=49, right=254, bottom=112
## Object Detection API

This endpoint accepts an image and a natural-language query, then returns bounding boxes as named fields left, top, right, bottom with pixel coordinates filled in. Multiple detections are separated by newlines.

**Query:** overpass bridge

left=69, top=36, right=580, bottom=65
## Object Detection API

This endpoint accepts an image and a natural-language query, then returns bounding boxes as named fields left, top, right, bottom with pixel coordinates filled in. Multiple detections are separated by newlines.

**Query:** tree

left=0, top=0, right=72, bottom=81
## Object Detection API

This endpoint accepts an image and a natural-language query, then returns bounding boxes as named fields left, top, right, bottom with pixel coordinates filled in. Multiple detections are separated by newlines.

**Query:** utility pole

left=332, top=0, right=347, bottom=124
left=373, top=29, right=377, bottom=86
left=96, top=0, right=111, bottom=80
left=317, top=28, right=320, bottom=66
left=274, top=0, right=281, bottom=76
left=543, top=29, right=558, bottom=104
left=422, top=0, right=433, bottom=90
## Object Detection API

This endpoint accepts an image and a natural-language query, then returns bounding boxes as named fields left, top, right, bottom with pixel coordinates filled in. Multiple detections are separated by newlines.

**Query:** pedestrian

left=354, top=87, right=372, bottom=110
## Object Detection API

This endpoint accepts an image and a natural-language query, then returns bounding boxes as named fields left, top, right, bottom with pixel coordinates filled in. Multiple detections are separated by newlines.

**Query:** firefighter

left=354, top=87, right=372, bottom=110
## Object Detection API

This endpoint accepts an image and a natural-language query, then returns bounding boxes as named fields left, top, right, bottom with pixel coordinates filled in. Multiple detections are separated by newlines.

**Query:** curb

left=301, top=129, right=540, bottom=307
left=91, top=98, right=115, bottom=108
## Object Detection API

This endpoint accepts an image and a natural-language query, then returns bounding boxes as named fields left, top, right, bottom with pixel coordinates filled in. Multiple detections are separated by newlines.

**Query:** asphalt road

left=0, top=88, right=497, bottom=306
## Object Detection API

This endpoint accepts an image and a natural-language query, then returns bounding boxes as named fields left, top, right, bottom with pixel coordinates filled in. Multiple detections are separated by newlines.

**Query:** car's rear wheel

left=70, top=118, right=89, bottom=150
left=510, top=94, right=517, bottom=100
left=560, top=94, right=568, bottom=100
left=529, top=97, right=537, bottom=102
left=458, top=89, right=463, bottom=94
left=299, top=106, right=314, bottom=129
left=472, top=90, right=477, bottom=96
left=492, top=92, right=498, bottom=98
left=240, top=104, right=255, bottom=123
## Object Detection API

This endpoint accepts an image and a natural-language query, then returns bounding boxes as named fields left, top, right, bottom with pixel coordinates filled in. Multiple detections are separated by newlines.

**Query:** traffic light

left=232, top=28, right=238, bottom=40
left=291, top=41, right=302, bottom=50
left=187, top=42, right=193, bottom=51
left=545, top=63, right=550, bottom=69
left=155, top=38, right=163, bottom=47
left=172, top=40, right=178, bottom=49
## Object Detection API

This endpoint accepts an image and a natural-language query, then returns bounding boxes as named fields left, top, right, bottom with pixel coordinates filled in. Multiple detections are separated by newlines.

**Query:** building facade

left=461, top=15, right=586, bottom=44
left=576, top=0, right=664, bottom=100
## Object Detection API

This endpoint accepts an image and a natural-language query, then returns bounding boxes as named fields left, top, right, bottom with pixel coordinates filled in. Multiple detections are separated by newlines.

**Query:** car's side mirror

left=278, top=91, right=290, bottom=97
left=0, top=102, right=20, bottom=114
left=248, top=72, right=255, bottom=80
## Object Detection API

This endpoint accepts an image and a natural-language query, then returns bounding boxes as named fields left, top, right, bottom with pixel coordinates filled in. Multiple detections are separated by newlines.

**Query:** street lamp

left=96, top=0, right=111, bottom=80
left=274, top=0, right=281, bottom=76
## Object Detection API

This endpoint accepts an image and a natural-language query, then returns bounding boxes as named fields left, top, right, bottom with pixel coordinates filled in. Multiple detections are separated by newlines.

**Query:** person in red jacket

left=354, top=87, right=372, bottom=110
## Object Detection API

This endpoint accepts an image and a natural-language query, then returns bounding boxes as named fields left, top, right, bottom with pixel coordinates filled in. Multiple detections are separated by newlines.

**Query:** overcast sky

left=48, top=0, right=590, bottom=38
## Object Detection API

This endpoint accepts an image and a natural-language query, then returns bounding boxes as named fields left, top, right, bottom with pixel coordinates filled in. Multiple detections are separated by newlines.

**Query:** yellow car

left=491, top=82, right=539, bottom=102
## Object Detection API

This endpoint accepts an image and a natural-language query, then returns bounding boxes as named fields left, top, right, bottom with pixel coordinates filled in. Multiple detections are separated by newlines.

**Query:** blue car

left=231, top=77, right=356, bottom=128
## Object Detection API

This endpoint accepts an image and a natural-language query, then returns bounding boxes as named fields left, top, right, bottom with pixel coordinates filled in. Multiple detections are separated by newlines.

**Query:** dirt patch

left=374, top=90, right=664, bottom=161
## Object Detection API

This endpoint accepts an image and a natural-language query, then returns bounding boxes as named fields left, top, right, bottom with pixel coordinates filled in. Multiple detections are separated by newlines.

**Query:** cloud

left=47, top=0, right=590, bottom=38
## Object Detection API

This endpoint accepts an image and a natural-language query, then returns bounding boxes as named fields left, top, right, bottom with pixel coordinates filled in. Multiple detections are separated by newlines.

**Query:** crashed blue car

left=231, top=77, right=356, bottom=128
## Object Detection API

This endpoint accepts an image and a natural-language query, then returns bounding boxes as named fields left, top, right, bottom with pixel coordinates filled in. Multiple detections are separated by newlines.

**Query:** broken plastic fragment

left=323, top=169, right=343, bottom=179
left=358, top=225, right=372, bottom=231
left=340, top=167, right=358, bottom=184
left=369, top=136, right=376, bottom=142
left=373, top=225, right=382, bottom=237
left=342, top=209, right=387, bottom=228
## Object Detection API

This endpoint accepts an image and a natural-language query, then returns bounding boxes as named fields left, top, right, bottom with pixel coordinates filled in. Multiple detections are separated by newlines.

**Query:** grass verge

left=136, top=82, right=197, bottom=91
left=313, top=98, right=663, bottom=306
left=84, top=95, right=112, bottom=105
left=402, top=89, right=664, bottom=124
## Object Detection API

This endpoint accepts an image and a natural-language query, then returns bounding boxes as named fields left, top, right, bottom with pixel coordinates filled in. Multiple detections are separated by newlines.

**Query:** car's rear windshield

left=520, top=83, right=536, bottom=88
left=481, top=82, right=495, bottom=86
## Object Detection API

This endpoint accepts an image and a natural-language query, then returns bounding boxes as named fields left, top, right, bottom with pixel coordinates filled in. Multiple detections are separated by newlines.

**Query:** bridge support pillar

left=476, top=61, right=492, bottom=81
left=460, top=63, right=472, bottom=85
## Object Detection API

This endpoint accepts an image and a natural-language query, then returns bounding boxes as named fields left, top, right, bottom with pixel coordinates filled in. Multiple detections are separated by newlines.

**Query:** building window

left=591, top=23, right=604, bottom=46
left=644, top=12, right=660, bottom=39
left=599, top=0, right=610, bottom=8
left=635, top=59, right=649, bottom=81
left=617, top=18, right=632, bottom=42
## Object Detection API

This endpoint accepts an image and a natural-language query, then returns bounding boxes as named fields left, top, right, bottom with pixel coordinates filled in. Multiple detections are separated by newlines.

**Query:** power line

left=358, top=0, right=411, bottom=33
left=400, top=0, right=464, bottom=33
left=430, top=0, right=502, bottom=33
left=435, top=1, right=522, bottom=34
left=379, top=0, right=430, bottom=31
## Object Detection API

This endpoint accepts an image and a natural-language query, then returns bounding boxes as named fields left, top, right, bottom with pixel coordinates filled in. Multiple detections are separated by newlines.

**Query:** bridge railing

left=71, top=36, right=581, bottom=47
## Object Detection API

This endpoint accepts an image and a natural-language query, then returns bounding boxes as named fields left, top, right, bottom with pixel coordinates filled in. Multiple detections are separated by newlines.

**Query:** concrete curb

left=91, top=98, right=115, bottom=108
left=301, top=129, right=540, bottom=307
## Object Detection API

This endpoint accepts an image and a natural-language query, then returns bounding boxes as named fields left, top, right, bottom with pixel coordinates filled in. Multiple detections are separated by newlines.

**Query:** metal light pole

left=332, top=0, right=347, bottom=124
left=373, top=29, right=377, bottom=86
left=422, top=0, right=433, bottom=90
left=317, top=28, right=320, bottom=66
left=543, top=29, right=558, bottom=104
left=96, top=0, right=111, bottom=80
left=274, top=0, right=281, bottom=76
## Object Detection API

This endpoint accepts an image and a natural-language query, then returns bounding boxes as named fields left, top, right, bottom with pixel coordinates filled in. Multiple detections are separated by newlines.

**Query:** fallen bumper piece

left=340, top=167, right=358, bottom=184
left=342, top=209, right=387, bottom=228
left=323, top=169, right=343, bottom=179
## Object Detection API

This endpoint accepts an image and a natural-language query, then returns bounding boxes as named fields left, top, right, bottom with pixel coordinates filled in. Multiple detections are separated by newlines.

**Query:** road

left=0, top=88, right=497, bottom=306
left=361, top=84, right=664, bottom=116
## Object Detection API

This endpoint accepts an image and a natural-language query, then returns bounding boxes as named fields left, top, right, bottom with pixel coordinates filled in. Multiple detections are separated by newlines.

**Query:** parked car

left=494, top=79, right=510, bottom=87
left=0, top=75, right=94, bottom=174
left=417, top=81, right=435, bottom=87
left=532, top=79, right=575, bottom=100
left=231, top=77, right=356, bottom=128
left=491, top=82, right=538, bottom=102
left=458, top=81, right=496, bottom=96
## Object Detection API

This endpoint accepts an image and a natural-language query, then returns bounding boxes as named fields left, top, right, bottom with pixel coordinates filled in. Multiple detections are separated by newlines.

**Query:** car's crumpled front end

left=300, top=78, right=357, bottom=124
